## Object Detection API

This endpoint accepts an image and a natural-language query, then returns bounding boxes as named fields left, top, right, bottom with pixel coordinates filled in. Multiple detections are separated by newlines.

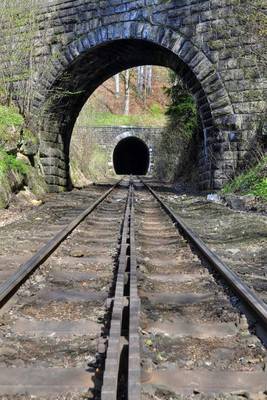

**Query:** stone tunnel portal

left=113, top=137, right=150, bottom=175
left=32, top=22, right=238, bottom=191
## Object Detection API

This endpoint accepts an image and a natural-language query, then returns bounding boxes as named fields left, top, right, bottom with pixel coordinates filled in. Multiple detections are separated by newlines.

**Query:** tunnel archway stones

left=36, top=23, right=234, bottom=124
left=33, top=21, right=237, bottom=191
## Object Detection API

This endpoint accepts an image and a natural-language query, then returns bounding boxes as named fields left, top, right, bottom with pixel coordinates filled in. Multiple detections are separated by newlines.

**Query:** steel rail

left=128, top=184, right=141, bottom=400
left=101, top=182, right=131, bottom=399
left=101, top=181, right=141, bottom=400
left=0, top=181, right=122, bottom=308
left=141, top=180, right=267, bottom=329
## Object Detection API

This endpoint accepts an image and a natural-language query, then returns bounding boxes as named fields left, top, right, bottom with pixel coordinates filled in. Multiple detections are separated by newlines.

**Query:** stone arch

left=114, top=131, right=140, bottom=145
left=32, top=21, right=236, bottom=191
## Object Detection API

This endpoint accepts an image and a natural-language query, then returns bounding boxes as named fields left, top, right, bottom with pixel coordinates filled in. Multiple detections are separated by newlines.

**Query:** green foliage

left=165, top=82, right=198, bottom=139
left=77, top=111, right=166, bottom=128
left=0, top=105, right=23, bottom=142
left=149, top=102, right=163, bottom=116
left=222, top=156, right=267, bottom=200
left=0, top=105, right=38, bottom=151
left=252, top=178, right=267, bottom=199
left=155, top=74, right=198, bottom=181
left=22, top=128, right=38, bottom=144
left=0, top=148, right=28, bottom=176
left=0, top=105, right=24, bottom=126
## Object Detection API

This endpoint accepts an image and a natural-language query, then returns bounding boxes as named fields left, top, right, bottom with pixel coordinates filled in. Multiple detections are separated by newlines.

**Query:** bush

left=0, top=105, right=23, bottom=143
left=0, top=105, right=23, bottom=127
left=0, top=148, right=28, bottom=176
left=149, top=102, right=163, bottom=116
left=154, top=75, right=198, bottom=181
left=222, top=156, right=267, bottom=200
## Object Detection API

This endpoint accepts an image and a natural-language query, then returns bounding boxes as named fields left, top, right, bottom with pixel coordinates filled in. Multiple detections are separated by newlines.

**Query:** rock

left=228, top=248, right=240, bottom=255
left=16, top=152, right=31, bottom=165
left=69, top=248, right=85, bottom=258
left=13, top=188, right=42, bottom=208
left=0, top=181, right=11, bottom=209
left=8, top=169, right=24, bottom=192
left=239, top=315, right=249, bottom=331
left=20, top=141, right=38, bottom=156
left=25, top=167, right=47, bottom=197
left=242, top=194, right=257, bottom=208
left=0, top=346, right=17, bottom=357
left=224, top=194, right=257, bottom=211
left=4, top=144, right=18, bottom=155
left=31, top=199, right=43, bottom=206
left=0, top=169, right=26, bottom=209
left=70, top=165, right=92, bottom=189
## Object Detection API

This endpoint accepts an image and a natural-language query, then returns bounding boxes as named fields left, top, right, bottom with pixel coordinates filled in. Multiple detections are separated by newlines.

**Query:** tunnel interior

left=113, top=137, right=150, bottom=175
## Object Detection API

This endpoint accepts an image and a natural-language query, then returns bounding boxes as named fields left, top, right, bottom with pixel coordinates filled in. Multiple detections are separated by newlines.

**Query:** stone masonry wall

left=0, top=0, right=265, bottom=191
left=71, top=125, right=162, bottom=172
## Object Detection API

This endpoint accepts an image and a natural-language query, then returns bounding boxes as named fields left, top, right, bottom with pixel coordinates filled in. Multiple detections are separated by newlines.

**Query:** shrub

left=222, top=156, right=267, bottom=200
left=0, top=148, right=28, bottom=176
left=155, top=74, right=198, bottom=181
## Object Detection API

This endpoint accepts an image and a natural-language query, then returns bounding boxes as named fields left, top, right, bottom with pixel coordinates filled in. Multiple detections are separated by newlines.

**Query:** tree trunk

left=114, top=73, right=120, bottom=97
left=146, top=66, right=153, bottom=95
left=137, top=66, right=144, bottom=95
left=124, top=69, right=130, bottom=115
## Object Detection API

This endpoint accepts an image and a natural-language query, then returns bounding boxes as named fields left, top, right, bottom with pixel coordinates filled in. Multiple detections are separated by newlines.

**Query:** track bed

left=0, top=179, right=266, bottom=399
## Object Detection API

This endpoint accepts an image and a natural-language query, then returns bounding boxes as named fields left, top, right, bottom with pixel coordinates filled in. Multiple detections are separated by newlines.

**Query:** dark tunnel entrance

left=113, top=137, right=150, bottom=175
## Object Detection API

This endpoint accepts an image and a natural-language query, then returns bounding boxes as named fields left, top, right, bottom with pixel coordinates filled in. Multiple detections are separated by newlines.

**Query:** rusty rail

left=101, top=181, right=141, bottom=400
left=140, top=179, right=267, bottom=331
left=0, top=181, right=121, bottom=308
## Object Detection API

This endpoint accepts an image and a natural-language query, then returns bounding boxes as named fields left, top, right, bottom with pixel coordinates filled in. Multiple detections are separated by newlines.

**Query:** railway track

left=0, top=177, right=266, bottom=399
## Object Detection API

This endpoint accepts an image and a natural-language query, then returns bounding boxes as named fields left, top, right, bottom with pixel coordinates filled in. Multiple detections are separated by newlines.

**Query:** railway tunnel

left=32, top=26, right=237, bottom=191
left=113, top=137, right=150, bottom=175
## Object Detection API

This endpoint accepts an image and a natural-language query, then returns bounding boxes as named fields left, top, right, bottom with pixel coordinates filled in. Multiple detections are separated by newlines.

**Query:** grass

left=22, top=128, right=38, bottom=144
left=70, top=141, right=111, bottom=184
left=0, top=105, right=38, bottom=147
left=222, top=156, right=267, bottom=200
left=0, top=105, right=24, bottom=143
left=0, top=105, right=23, bottom=126
left=76, top=110, right=167, bottom=128
left=0, top=148, right=28, bottom=176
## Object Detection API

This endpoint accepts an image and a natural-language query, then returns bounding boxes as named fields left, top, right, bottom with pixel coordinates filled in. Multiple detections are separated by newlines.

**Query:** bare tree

left=137, top=66, right=145, bottom=95
left=145, top=66, right=153, bottom=96
left=114, top=74, right=120, bottom=98
left=124, top=69, right=130, bottom=115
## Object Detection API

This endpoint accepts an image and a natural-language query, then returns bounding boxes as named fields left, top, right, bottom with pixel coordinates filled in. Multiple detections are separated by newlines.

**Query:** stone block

left=45, top=175, right=67, bottom=187
left=42, top=166, right=67, bottom=178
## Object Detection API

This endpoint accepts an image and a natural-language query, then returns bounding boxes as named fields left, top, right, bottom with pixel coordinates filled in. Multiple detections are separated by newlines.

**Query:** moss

left=0, top=106, right=46, bottom=208
left=0, top=148, right=28, bottom=176
left=0, top=105, right=23, bottom=127
left=0, top=147, right=48, bottom=208
left=22, top=128, right=39, bottom=144
left=222, top=156, right=267, bottom=200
